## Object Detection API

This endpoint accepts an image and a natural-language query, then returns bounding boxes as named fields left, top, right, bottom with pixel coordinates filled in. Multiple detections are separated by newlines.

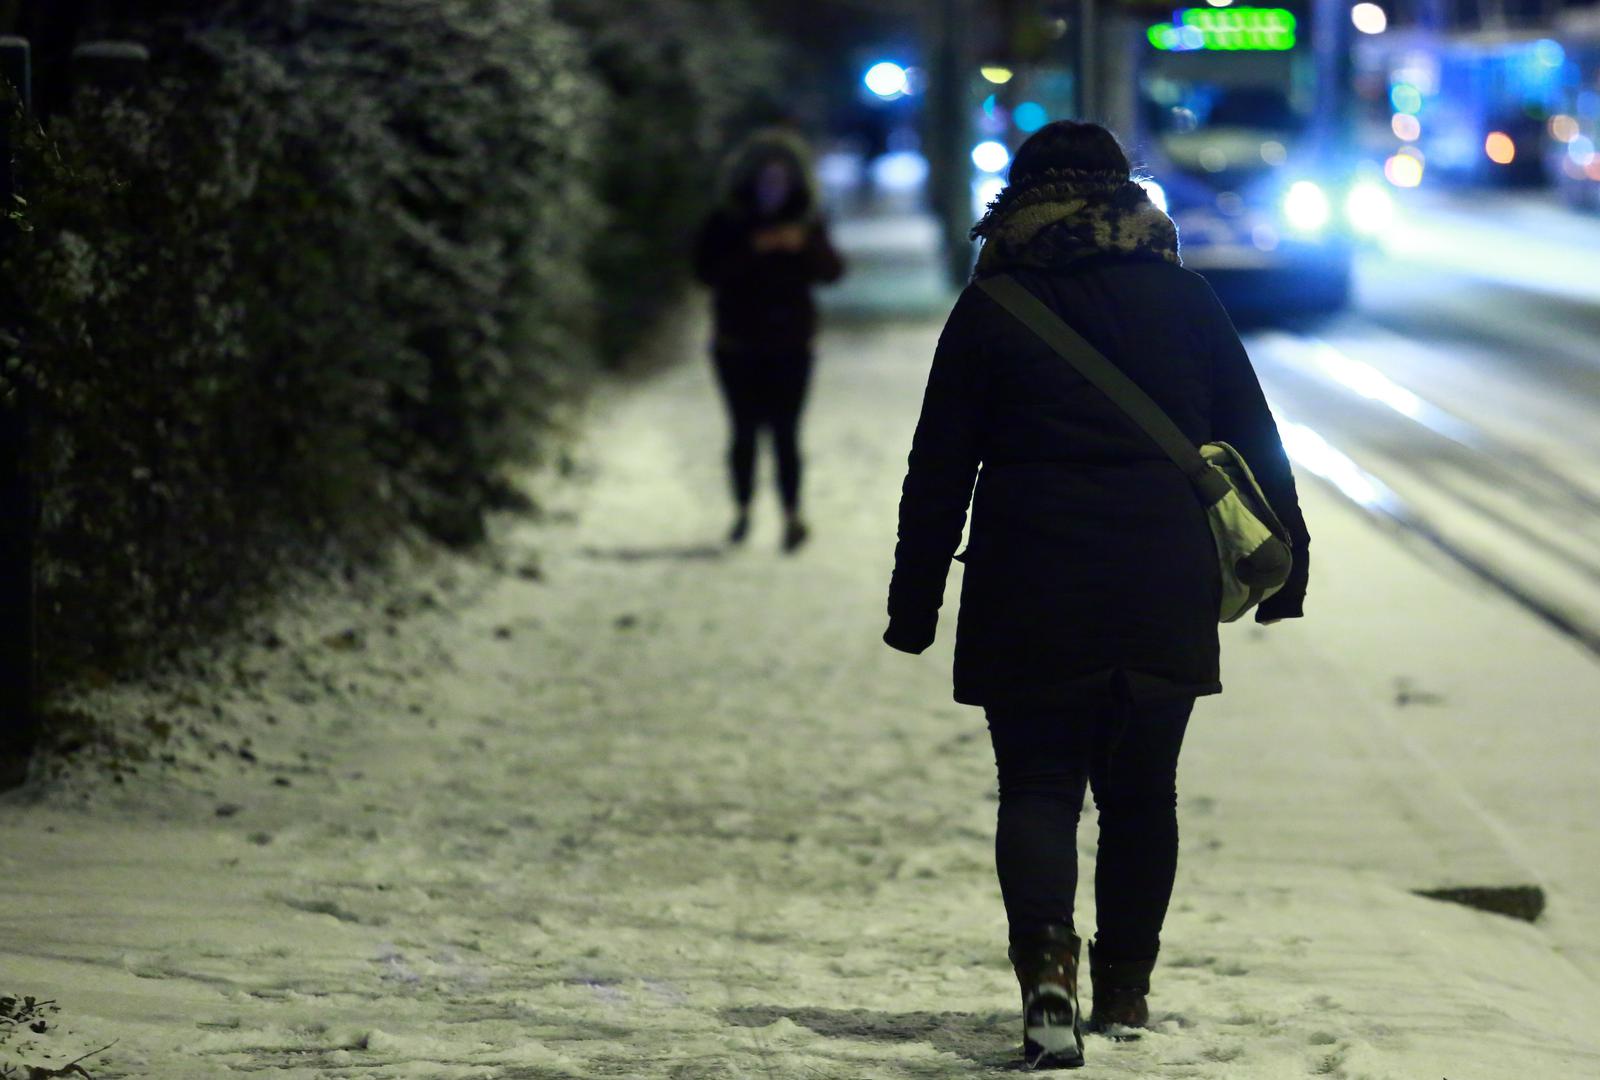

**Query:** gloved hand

left=883, top=612, right=937, bottom=655
left=1254, top=594, right=1303, bottom=625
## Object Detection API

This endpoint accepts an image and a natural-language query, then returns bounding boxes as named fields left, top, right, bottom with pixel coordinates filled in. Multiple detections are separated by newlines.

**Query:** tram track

left=1248, top=329, right=1600, bottom=662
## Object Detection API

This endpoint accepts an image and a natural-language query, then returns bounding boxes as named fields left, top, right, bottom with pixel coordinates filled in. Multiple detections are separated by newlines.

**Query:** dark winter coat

left=692, top=211, right=844, bottom=353
left=884, top=253, right=1311, bottom=706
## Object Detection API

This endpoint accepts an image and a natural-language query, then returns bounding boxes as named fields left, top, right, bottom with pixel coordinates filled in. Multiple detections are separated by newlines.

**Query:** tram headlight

left=1283, top=180, right=1331, bottom=233
left=1344, top=181, right=1394, bottom=236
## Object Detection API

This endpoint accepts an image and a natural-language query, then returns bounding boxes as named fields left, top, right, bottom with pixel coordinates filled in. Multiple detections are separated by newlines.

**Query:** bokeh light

left=1385, top=149, right=1424, bottom=187
left=1283, top=180, right=1331, bottom=232
left=1390, top=83, right=1422, bottom=115
left=980, top=66, right=1014, bottom=85
left=863, top=61, right=909, bottom=99
left=1345, top=181, right=1394, bottom=235
left=870, top=151, right=929, bottom=192
left=1391, top=113, right=1421, bottom=141
left=1351, top=3, right=1388, bottom=34
left=1549, top=115, right=1579, bottom=142
left=1484, top=131, right=1516, bottom=165
left=1138, top=178, right=1169, bottom=213
left=972, top=175, right=1007, bottom=218
left=1533, top=39, right=1565, bottom=68
left=971, top=140, right=1011, bottom=174
left=1569, top=136, right=1597, bottom=167
left=1013, top=102, right=1049, bottom=133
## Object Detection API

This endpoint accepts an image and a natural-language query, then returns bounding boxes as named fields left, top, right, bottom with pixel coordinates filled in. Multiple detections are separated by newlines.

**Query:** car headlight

left=1344, top=181, right=1394, bottom=236
left=1283, top=180, right=1330, bottom=233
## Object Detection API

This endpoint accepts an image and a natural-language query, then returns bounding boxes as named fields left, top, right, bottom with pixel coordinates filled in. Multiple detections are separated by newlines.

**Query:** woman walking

left=694, top=130, right=845, bottom=552
left=883, top=121, right=1309, bottom=1069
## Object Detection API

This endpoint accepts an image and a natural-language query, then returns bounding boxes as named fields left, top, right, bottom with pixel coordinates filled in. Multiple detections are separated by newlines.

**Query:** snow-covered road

left=4, top=266, right=1600, bottom=1077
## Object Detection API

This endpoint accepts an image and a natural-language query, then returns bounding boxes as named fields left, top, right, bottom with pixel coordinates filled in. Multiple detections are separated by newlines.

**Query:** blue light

left=972, top=140, right=1012, bottom=174
left=864, top=61, right=910, bottom=99
left=1533, top=39, right=1565, bottom=69
left=1014, top=101, right=1049, bottom=132
left=1390, top=83, right=1422, bottom=114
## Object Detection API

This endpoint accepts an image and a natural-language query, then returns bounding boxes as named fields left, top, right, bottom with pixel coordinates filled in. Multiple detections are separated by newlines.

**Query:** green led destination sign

left=1147, top=8, right=1297, bottom=51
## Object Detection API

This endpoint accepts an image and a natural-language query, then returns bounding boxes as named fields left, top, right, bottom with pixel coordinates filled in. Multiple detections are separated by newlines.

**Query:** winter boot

left=781, top=514, right=809, bottom=553
left=727, top=509, right=751, bottom=545
left=1008, top=925, right=1085, bottom=1070
left=1086, top=941, right=1155, bottom=1040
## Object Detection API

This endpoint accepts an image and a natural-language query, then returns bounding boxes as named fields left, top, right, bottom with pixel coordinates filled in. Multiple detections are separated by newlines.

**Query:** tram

left=1119, top=2, right=1370, bottom=313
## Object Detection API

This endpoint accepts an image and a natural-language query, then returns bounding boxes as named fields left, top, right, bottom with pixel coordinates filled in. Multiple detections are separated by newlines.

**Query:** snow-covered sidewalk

left=3, top=302, right=1599, bottom=1079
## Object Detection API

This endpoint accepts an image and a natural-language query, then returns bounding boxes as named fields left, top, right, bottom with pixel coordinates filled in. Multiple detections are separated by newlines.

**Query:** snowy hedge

left=0, top=0, right=771, bottom=680
left=556, top=0, right=778, bottom=359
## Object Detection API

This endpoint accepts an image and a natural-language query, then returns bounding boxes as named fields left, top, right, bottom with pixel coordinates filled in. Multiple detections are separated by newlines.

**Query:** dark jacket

left=693, top=211, right=844, bottom=353
left=884, top=254, right=1310, bottom=706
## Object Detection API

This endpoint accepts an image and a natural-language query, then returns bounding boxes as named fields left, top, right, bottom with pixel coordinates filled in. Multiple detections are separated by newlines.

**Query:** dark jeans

left=986, top=692, right=1194, bottom=964
left=713, top=347, right=813, bottom=513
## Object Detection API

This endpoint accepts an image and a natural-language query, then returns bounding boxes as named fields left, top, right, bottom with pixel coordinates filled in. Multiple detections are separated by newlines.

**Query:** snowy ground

left=5, top=260, right=1600, bottom=1078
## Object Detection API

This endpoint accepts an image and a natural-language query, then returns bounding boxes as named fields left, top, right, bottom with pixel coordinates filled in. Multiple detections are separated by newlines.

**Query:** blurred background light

left=1549, top=115, right=1579, bottom=143
left=1138, top=178, right=1169, bottom=213
left=973, top=175, right=1007, bottom=218
left=980, top=66, right=1014, bottom=85
left=1284, top=180, right=1331, bottom=231
left=1569, top=136, right=1597, bottom=167
left=863, top=61, right=909, bottom=100
left=1351, top=3, right=1388, bottom=34
left=1533, top=39, right=1565, bottom=68
left=1013, top=101, right=1049, bottom=133
left=815, top=150, right=862, bottom=191
left=1484, top=131, right=1516, bottom=165
left=1147, top=24, right=1179, bottom=50
left=971, top=139, right=1011, bottom=174
left=1390, top=83, right=1423, bottom=114
left=1391, top=113, right=1421, bottom=141
left=870, top=150, right=930, bottom=192
left=1260, top=140, right=1288, bottom=165
left=1345, top=181, right=1395, bottom=235
left=1385, top=149, right=1425, bottom=187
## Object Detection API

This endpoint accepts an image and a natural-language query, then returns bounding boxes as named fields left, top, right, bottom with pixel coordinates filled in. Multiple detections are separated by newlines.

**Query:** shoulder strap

left=976, top=274, right=1213, bottom=484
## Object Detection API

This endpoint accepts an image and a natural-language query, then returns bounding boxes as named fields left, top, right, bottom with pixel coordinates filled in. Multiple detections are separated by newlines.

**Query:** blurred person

left=694, top=130, right=845, bottom=552
left=883, top=121, right=1309, bottom=1069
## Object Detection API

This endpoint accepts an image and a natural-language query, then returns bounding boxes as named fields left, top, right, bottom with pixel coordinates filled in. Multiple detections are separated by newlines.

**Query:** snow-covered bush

left=0, top=0, right=769, bottom=684
left=556, top=0, right=780, bottom=360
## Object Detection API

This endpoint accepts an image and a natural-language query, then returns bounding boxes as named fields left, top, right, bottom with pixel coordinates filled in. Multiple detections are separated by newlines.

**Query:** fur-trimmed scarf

left=971, top=168, right=1180, bottom=275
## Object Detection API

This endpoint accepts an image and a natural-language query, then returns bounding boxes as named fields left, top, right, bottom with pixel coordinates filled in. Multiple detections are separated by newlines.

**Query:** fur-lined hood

left=971, top=167, right=1180, bottom=276
left=716, top=128, right=820, bottom=222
